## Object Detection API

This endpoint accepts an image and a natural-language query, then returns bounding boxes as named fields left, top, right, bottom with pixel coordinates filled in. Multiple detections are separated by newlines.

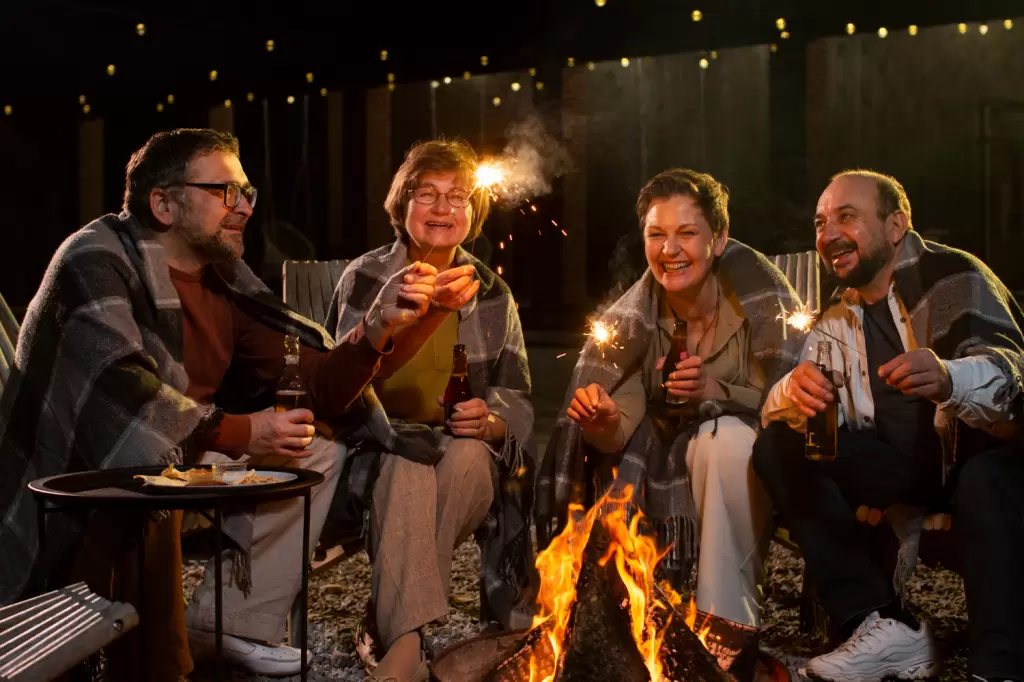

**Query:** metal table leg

left=137, top=516, right=147, bottom=681
left=35, top=501, right=46, bottom=594
left=215, top=506, right=224, bottom=679
left=301, top=490, right=311, bottom=682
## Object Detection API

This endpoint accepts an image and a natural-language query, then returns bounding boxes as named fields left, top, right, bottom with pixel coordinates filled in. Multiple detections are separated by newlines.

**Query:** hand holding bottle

left=786, top=360, right=836, bottom=417
left=657, top=353, right=710, bottom=401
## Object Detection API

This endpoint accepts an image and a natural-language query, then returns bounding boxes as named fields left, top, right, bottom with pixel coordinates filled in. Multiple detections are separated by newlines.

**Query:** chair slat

left=309, top=261, right=329, bottom=328
left=295, top=262, right=314, bottom=322
left=283, top=261, right=300, bottom=313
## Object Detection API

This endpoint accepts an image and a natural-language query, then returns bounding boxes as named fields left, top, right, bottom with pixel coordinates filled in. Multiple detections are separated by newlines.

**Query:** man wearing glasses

left=0, top=128, right=436, bottom=679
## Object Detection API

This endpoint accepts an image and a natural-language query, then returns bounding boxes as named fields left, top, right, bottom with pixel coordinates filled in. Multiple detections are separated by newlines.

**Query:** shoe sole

left=806, top=659, right=942, bottom=682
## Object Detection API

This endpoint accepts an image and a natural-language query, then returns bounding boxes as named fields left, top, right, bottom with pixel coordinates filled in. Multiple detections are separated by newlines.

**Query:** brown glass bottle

left=663, top=320, right=688, bottom=406
left=276, top=334, right=311, bottom=412
left=444, top=344, right=473, bottom=429
left=805, top=340, right=838, bottom=460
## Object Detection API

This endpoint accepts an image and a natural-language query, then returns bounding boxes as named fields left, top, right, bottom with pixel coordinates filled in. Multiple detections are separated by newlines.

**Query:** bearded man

left=754, top=170, right=1024, bottom=682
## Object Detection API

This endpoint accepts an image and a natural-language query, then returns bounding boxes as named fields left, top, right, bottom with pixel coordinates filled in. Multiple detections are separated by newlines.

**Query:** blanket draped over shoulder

left=535, top=239, right=805, bottom=574
left=868, top=231, right=1024, bottom=598
left=324, top=239, right=536, bottom=629
left=0, top=212, right=336, bottom=605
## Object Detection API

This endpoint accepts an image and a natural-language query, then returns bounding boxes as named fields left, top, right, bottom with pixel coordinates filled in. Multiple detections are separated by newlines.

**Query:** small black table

left=29, top=465, right=324, bottom=681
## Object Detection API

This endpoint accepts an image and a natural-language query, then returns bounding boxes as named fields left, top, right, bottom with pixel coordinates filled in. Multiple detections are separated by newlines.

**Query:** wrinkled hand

left=248, top=409, right=315, bottom=459
left=439, top=396, right=505, bottom=440
left=364, top=263, right=437, bottom=349
left=785, top=360, right=842, bottom=417
left=432, top=265, right=479, bottom=312
left=657, top=353, right=709, bottom=401
left=878, top=348, right=952, bottom=403
left=567, top=383, right=621, bottom=435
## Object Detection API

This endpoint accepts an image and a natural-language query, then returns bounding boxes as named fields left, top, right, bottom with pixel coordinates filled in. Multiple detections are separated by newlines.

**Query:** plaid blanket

left=0, top=212, right=336, bottom=605
left=535, top=239, right=804, bottom=572
left=325, top=239, right=536, bottom=629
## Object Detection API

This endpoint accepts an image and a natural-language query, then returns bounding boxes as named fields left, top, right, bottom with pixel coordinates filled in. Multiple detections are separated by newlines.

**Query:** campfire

left=449, top=486, right=731, bottom=682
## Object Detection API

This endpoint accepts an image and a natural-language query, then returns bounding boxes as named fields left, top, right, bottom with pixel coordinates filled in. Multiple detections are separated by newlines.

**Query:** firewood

left=656, top=606, right=734, bottom=682
left=482, top=625, right=555, bottom=682
left=557, top=520, right=651, bottom=682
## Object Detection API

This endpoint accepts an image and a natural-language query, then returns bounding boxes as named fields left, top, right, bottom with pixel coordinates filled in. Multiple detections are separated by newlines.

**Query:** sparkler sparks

left=586, top=319, right=622, bottom=366
left=777, top=303, right=866, bottom=358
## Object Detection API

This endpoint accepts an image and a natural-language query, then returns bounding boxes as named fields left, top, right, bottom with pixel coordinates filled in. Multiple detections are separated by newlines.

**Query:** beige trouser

left=185, top=433, right=346, bottom=642
left=685, top=415, right=772, bottom=628
left=370, top=438, right=495, bottom=648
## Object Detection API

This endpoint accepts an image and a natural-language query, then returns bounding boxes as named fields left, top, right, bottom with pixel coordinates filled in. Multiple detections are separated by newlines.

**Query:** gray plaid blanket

left=325, top=239, right=536, bottom=629
left=535, top=239, right=804, bottom=573
left=0, top=212, right=338, bottom=605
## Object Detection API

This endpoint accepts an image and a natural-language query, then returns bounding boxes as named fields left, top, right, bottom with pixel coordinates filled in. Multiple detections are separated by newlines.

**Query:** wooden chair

left=282, top=259, right=350, bottom=329
left=0, top=582, right=138, bottom=682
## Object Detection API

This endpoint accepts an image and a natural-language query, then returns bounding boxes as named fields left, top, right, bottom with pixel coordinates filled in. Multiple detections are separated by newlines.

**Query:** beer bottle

left=664, top=320, right=688, bottom=406
left=805, top=340, right=838, bottom=460
left=276, top=334, right=310, bottom=412
left=444, top=344, right=473, bottom=431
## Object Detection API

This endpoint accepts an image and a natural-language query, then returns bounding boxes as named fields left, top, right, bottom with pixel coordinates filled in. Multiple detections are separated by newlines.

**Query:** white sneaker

left=806, top=612, right=941, bottom=682
left=187, top=628, right=311, bottom=677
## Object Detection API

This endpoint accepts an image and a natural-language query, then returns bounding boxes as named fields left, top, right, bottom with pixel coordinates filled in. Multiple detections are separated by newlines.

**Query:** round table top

left=29, top=465, right=324, bottom=511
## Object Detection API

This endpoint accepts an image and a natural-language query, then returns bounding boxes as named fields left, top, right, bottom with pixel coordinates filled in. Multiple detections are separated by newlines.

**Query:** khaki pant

left=685, top=415, right=772, bottom=628
left=186, top=434, right=346, bottom=642
left=370, top=438, right=495, bottom=648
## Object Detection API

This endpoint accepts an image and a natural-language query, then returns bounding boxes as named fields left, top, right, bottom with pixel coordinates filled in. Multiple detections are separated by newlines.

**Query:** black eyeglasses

left=408, top=187, right=471, bottom=209
left=170, top=182, right=258, bottom=209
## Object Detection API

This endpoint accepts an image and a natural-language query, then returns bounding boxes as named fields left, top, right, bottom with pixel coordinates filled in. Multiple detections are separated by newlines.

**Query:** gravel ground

left=183, top=541, right=969, bottom=681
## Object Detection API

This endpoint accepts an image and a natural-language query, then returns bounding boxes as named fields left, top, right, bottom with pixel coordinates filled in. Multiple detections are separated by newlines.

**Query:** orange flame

left=526, top=486, right=712, bottom=681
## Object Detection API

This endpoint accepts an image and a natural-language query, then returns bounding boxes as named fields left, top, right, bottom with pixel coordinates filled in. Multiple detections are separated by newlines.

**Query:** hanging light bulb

left=699, top=57, right=709, bottom=69
left=287, top=95, right=295, bottom=104
left=78, top=94, right=87, bottom=105
left=380, top=50, right=388, bottom=61
left=691, top=9, right=702, bottom=22
left=388, top=83, right=396, bottom=92
left=209, top=69, right=218, bottom=81
left=247, top=92, right=255, bottom=102
left=480, top=55, right=489, bottom=66
left=595, top=0, right=606, bottom=6
left=463, top=71, right=471, bottom=79
left=877, top=27, right=888, bottom=38
left=958, top=23, right=968, bottom=34
left=528, top=67, right=536, bottom=76
left=535, top=81, right=545, bottom=90
left=387, top=73, right=395, bottom=83
left=306, top=72, right=314, bottom=83
left=846, top=22, right=856, bottom=35
left=430, top=80, right=440, bottom=88
left=780, top=30, right=790, bottom=39
left=156, top=103, right=164, bottom=112
left=492, top=96, right=501, bottom=106
left=568, top=57, right=575, bottom=67
left=710, top=50, right=718, bottom=59
left=224, top=99, right=232, bottom=108
left=511, top=81, right=521, bottom=91
left=167, top=94, right=175, bottom=104
left=587, top=61, right=596, bottom=70
left=776, top=17, right=786, bottom=30
left=83, top=104, right=91, bottom=114
left=320, top=87, right=327, bottom=96
left=4, top=105, right=11, bottom=116
left=909, top=24, right=919, bottom=36
left=770, top=43, right=778, bottom=53
left=444, top=76, right=452, bottom=84
left=266, top=39, right=275, bottom=52
left=620, top=57, right=630, bottom=67
left=979, top=24, right=989, bottom=35
left=106, top=64, right=116, bottom=76
left=1004, top=19, right=1014, bottom=30
left=135, top=23, right=146, bottom=36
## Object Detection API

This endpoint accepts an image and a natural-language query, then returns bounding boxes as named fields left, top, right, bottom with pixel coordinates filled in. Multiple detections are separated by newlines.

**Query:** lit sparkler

left=777, top=303, right=866, bottom=358
left=586, top=319, right=622, bottom=367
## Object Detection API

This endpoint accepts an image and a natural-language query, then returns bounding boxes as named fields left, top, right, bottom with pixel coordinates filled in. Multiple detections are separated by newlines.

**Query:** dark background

left=2, top=0, right=1024, bottom=331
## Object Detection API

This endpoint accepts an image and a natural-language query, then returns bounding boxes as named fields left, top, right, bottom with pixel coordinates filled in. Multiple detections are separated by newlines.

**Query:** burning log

left=656, top=603, right=733, bottom=682
left=558, top=520, right=652, bottom=682
left=483, top=625, right=556, bottom=682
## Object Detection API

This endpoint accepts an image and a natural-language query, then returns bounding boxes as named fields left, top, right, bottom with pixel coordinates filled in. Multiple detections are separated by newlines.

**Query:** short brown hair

left=636, top=169, right=730, bottom=236
left=830, top=169, right=913, bottom=230
left=384, top=138, right=490, bottom=242
left=123, top=128, right=240, bottom=226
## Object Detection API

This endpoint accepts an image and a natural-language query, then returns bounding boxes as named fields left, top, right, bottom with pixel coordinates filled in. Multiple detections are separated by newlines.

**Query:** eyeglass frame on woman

left=164, top=182, right=259, bottom=209
left=407, top=186, right=473, bottom=209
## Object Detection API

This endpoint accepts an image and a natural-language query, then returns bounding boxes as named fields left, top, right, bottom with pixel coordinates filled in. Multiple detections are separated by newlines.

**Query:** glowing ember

left=475, top=162, right=505, bottom=190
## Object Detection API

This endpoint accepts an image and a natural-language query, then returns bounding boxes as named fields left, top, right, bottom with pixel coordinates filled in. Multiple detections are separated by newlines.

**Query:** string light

left=492, top=96, right=501, bottom=106
left=287, top=95, right=295, bottom=104
left=224, top=99, right=232, bottom=109
left=528, top=67, right=536, bottom=76
left=587, top=61, right=596, bottom=70
left=536, top=81, right=545, bottom=90
left=699, top=57, right=709, bottom=69
left=620, top=57, right=630, bottom=67
left=463, top=71, right=471, bottom=80
left=83, top=104, right=90, bottom=114
left=710, top=50, right=718, bottom=59
left=247, top=92, right=255, bottom=102
left=444, top=76, right=452, bottom=84
left=4, top=105, right=11, bottom=116
left=266, top=39, right=275, bottom=52
left=167, top=94, right=174, bottom=104
left=430, top=80, right=440, bottom=88
left=1005, top=19, right=1014, bottom=30
left=156, top=103, right=164, bottom=112
left=776, top=18, right=786, bottom=30
left=595, top=0, right=606, bottom=6
left=480, top=55, right=489, bottom=66
left=387, top=72, right=395, bottom=82
left=320, top=87, right=327, bottom=96
left=567, top=57, right=575, bottom=67
left=306, top=72, right=314, bottom=83
left=209, top=70, right=218, bottom=81
left=78, top=95, right=87, bottom=105
left=780, top=30, right=790, bottom=39
left=979, top=24, right=989, bottom=35
left=877, top=27, right=888, bottom=38
left=511, top=81, right=521, bottom=91
left=106, top=64, right=116, bottom=76
left=691, top=9, right=702, bottom=22
left=770, top=43, right=778, bottom=53
left=958, top=23, right=968, bottom=34
left=909, top=24, right=919, bottom=36
left=846, top=22, right=856, bottom=35
left=135, top=23, right=146, bottom=36
left=388, top=83, right=396, bottom=92
left=380, top=50, right=388, bottom=61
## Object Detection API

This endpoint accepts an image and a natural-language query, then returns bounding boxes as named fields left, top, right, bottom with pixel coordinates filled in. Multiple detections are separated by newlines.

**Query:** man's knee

left=302, top=436, right=347, bottom=481
left=440, top=438, right=495, bottom=509
left=751, top=421, right=801, bottom=481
